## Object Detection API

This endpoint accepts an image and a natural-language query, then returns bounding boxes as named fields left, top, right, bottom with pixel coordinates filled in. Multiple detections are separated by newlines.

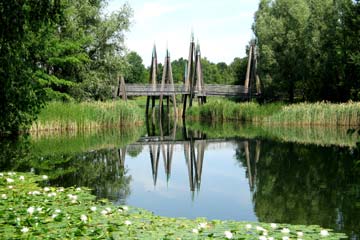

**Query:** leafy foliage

left=0, top=172, right=347, bottom=239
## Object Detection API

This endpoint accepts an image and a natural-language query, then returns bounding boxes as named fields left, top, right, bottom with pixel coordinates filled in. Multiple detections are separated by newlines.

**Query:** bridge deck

left=120, top=84, right=249, bottom=97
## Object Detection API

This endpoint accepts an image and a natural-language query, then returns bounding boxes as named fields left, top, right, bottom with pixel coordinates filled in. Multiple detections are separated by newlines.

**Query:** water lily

left=122, top=206, right=129, bottom=211
left=245, top=224, right=252, bottom=229
left=192, top=228, right=199, bottom=234
left=224, top=231, right=233, bottom=239
left=44, top=187, right=50, bottom=192
left=36, top=207, right=43, bottom=212
left=51, top=214, right=58, bottom=219
left=27, top=206, right=35, bottom=214
left=125, top=220, right=132, bottom=225
left=101, top=210, right=108, bottom=215
left=57, top=187, right=64, bottom=192
left=19, top=176, right=25, bottom=181
left=42, top=175, right=48, bottom=180
left=76, top=187, right=81, bottom=191
left=281, top=228, right=290, bottom=234
left=259, top=236, right=267, bottom=240
left=90, top=206, right=97, bottom=212
left=1, top=194, right=7, bottom=199
left=268, top=237, right=274, bottom=240
left=48, top=192, right=57, bottom=197
left=80, top=214, right=87, bottom=223
left=6, top=178, right=14, bottom=183
left=256, top=226, right=265, bottom=231
left=198, top=222, right=207, bottom=229
left=320, top=229, right=329, bottom=237
left=106, top=207, right=111, bottom=212
left=0, top=173, right=3, bottom=177
left=297, top=231, right=304, bottom=237
left=282, top=236, right=289, bottom=240
left=55, top=209, right=61, bottom=213
left=21, top=227, right=29, bottom=233
left=8, top=185, right=13, bottom=189
left=8, top=172, right=16, bottom=176
left=270, top=223, right=277, bottom=229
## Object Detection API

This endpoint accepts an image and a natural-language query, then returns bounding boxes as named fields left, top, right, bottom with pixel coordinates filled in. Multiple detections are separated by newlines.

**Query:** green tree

left=0, top=0, right=61, bottom=135
left=230, top=57, right=248, bottom=85
left=124, top=51, right=146, bottom=83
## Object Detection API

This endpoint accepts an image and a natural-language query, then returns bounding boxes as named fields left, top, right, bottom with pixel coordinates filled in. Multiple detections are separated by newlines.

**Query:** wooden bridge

left=117, top=36, right=262, bottom=117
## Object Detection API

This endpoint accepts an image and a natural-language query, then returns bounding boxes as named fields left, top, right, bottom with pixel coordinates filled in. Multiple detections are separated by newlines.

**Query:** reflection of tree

left=0, top=137, right=132, bottom=204
left=235, top=139, right=360, bottom=238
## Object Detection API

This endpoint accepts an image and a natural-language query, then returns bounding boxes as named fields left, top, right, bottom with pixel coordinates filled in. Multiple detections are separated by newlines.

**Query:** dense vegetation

left=254, top=0, right=360, bottom=102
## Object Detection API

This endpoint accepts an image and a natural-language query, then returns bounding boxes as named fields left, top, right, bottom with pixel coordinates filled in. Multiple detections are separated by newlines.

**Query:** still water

left=0, top=122, right=359, bottom=238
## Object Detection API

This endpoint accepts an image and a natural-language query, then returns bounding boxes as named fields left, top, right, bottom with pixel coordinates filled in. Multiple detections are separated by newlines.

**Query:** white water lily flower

left=268, top=237, right=274, bottom=240
left=42, top=175, right=48, bottom=180
left=90, top=206, right=97, bottom=212
left=297, top=231, right=304, bottom=237
left=281, top=228, right=290, bottom=234
left=8, top=172, right=16, bottom=176
left=224, top=231, right=233, bottom=239
left=6, top=178, right=14, bottom=183
left=198, top=222, right=207, bottom=229
left=8, top=185, right=13, bottom=189
left=76, top=187, right=81, bottom=191
left=320, top=230, right=329, bottom=236
left=36, top=207, right=43, bottom=212
left=282, top=236, right=289, bottom=240
left=262, top=230, right=268, bottom=236
left=192, top=228, right=199, bottom=234
left=57, top=187, right=64, bottom=192
left=245, top=224, right=252, bottom=229
left=122, top=206, right=129, bottom=211
left=125, top=220, right=132, bottom=225
left=19, top=176, right=25, bottom=181
left=21, top=227, right=29, bottom=233
left=259, top=236, right=267, bottom=240
left=80, top=214, right=88, bottom=222
left=43, top=187, right=50, bottom=192
left=1, top=194, right=7, bottom=199
left=27, top=206, right=35, bottom=214
left=256, top=226, right=265, bottom=231
left=48, top=193, right=56, bottom=197
left=51, top=214, right=58, bottom=219
left=55, top=209, right=61, bottom=213
left=0, top=173, right=3, bottom=177
left=106, top=207, right=111, bottom=212
left=101, top=210, right=108, bottom=215
left=67, top=194, right=77, bottom=201
left=16, top=218, right=20, bottom=222
left=270, top=223, right=277, bottom=229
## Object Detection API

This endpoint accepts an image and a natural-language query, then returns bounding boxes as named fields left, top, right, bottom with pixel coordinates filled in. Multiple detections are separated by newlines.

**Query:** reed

left=187, top=99, right=360, bottom=127
left=30, top=100, right=144, bottom=132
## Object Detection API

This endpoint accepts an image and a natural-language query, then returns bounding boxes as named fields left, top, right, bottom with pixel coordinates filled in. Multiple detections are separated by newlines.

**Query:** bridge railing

left=121, top=84, right=249, bottom=97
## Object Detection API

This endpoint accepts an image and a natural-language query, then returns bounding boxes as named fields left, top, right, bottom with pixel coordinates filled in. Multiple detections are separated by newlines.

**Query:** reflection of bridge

left=117, top=36, right=262, bottom=117
left=116, top=118, right=262, bottom=195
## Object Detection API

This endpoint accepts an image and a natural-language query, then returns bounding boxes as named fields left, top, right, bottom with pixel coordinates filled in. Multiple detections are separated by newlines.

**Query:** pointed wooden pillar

left=195, top=42, right=206, bottom=106
left=245, top=45, right=253, bottom=96
left=183, top=34, right=195, bottom=117
left=146, top=45, right=158, bottom=116
left=159, top=49, right=177, bottom=118
left=119, top=75, right=127, bottom=101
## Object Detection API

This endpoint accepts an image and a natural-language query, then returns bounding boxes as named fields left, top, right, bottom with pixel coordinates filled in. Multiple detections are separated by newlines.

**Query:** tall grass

left=187, top=99, right=360, bottom=127
left=31, top=101, right=144, bottom=132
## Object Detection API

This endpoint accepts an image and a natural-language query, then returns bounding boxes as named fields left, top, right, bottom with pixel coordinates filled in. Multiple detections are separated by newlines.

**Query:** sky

left=107, top=0, right=260, bottom=66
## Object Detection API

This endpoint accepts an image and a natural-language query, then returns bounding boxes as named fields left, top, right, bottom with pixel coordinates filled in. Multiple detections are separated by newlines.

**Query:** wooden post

left=245, top=45, right=253, bottom=95
left=120, top=75, right=127, bottom=101
left=147, top=45, right=158, bottom=116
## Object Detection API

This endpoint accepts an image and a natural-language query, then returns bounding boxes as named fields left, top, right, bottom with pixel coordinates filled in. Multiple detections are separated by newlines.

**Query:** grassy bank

left=0, top=172, right=346, bottom=239
left=187, top=99, right=360, bottom=127
left=30, top=101, right=144, bottom=132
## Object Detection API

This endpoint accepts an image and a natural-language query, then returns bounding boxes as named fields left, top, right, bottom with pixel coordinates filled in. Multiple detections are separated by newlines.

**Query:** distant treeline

left=254, top=0, right=360, bottom=102
left=124, top=52, right=249, bottom=86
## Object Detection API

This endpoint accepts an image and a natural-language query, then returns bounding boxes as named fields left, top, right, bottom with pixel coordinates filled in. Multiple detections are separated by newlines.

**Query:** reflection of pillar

left=150, top=144, right=161, bottom=186
left=184, top=142, right=194, bottom=192
left=244, top=141, right=253, bottom=190
left=118, top=146, right=127, bottom=169
left=195, top=140, right=206, bottom=190
left=254, top=140, right=261, bottom=188
left=162, top=143, right=174, bottom=183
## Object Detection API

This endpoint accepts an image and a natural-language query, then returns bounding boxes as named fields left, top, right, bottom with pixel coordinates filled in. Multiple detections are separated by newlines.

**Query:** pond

left=0, top=120, right=359, bottom=239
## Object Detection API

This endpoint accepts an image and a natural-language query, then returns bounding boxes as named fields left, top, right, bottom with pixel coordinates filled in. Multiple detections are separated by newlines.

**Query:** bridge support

left=244, top=42, right=262, bottom=100
left=182, top=35, right=206, bottom=118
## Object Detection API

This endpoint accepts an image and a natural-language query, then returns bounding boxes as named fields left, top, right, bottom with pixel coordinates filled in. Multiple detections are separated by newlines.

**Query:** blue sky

left=107, top=0, right=260, bottom=66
